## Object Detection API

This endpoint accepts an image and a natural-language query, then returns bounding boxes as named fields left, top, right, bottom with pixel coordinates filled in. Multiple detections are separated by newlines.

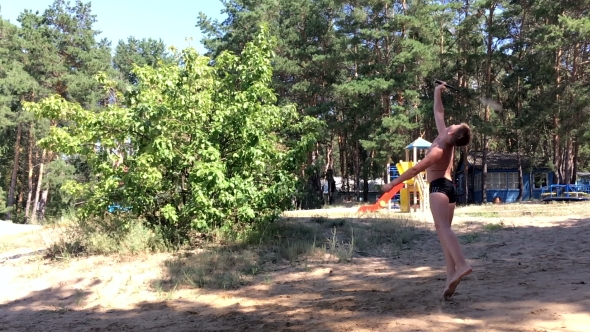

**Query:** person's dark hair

left=450, top=123, right=471, bottom=147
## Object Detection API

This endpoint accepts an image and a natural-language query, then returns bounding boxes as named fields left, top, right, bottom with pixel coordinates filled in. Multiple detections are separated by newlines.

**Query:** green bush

left=26, top=25, right=322, bottom=243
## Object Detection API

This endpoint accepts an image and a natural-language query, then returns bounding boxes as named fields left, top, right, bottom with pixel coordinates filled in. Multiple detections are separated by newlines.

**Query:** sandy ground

left=0, top=220, right=42, bottom=236
left=1, top=209, right=590, bottom=331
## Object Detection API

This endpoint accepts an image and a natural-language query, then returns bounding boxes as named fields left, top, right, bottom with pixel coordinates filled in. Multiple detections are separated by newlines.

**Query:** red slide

left=357, top=183, right=404, bottom=213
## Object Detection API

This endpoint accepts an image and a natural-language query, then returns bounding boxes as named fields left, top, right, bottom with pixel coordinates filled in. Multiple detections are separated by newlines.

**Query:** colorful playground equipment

left=396, top=161, right=430, bottom=213
left=358, top=138, right=431, bottom=213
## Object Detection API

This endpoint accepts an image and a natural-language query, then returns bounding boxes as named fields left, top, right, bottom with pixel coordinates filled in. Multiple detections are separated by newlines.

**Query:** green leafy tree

left=199, top=0, right=341, bottom=208
left=26, top=26, right=320, bottom=239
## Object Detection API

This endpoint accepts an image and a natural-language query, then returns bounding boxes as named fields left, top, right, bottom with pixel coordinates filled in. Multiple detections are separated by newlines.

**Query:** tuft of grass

left=327, top=218, right=347, bottom=228
left=162, top=249, right=260, bottom=290
left=74, top=289, right=85, bottom=306
left=483, top=221, right=505, bottom=232
left=459, top=231, right=481, bottom=244
left=310, top=215, right=348, bottom=228
left=464, top=212, right=500, bottom=218
left=353, top=218, right=418, bottom=255
left=45, top=215, right=169, bottom=260
left=324, top=226, right=354, bottom=263
left=311, top=215, right=329, bottom=224
left=52, top=304, right=71, bottom=314
left=153, top=279, right=180, bottom=300
left=476, top=251, right=488, bottom=260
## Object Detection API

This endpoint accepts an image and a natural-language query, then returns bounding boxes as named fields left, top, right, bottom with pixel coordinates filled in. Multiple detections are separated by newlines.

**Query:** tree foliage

left=198, top=0, right=590, bottom=203
left=113, top=37, right=174, bottom=85
left=1, top=0, right=590, bottom=228
left=25, top=26, right=320, bottom=237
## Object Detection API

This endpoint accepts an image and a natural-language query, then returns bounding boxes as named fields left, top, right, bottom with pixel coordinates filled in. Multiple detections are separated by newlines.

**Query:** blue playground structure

left=541, top=184, right=590, bottom=202
left=107, top=204, right=131, bottom=213
left=388, top=165, right=401, bottom=209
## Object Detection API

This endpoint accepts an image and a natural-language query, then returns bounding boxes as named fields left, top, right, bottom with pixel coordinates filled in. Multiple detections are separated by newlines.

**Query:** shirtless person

left=381, top=81, right=472, bottom=299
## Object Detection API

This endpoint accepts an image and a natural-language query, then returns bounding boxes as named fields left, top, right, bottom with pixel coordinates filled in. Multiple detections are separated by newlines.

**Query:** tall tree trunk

left=25, top=123, right=35, bottom=223
left=362, top=149, right=371, bottom=203
left=38, top=189, right=49, bottom=221
left=563, top=137, right=575, bottom=184
left=516, top=73, right=523, bottom=201
left=324, top=137, right=333, bottom=175
left=571, top=41, right=581, bottom=185
left=516, top=148, right=524, bottom=202
left=572, top=140, right=579, bottom=184
left=362, top=169, right=369, bottom=203
left=17, top=156, right=26, bottom=216
left=17, top=191, right=24, bottom=216
left=325, top=135, right=335, bottom=205
left=354, top=140, right=360, bottom=201
left=553, top=47, right=562, bottom=183
left=339, top=133, right=348, bottom=196
left=482, top=2, right=496, bottom=203
left=462, top=147, right=469, bottom=204
left=31, top=149, right=47, bottom=224
left=7, top=123, right=22, bottom=220
left=482, top=125, right=490, bottom=203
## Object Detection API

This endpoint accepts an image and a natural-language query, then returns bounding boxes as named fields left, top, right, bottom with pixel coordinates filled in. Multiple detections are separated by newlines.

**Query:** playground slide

left=396, top=162, right=411, bottom=182
left=396, top=162, right=428, bottom=205
left=357, top=182, right=404, bottom=213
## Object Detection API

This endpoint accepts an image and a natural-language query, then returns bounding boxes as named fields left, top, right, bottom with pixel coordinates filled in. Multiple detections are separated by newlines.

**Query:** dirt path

left=1, top=214, right=590, bottom=331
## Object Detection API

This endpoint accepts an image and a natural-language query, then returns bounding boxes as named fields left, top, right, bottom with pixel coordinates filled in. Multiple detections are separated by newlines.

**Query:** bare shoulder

left=426, top=143, right=444, bottom=160
left=432, top=138, right=453, bottom=152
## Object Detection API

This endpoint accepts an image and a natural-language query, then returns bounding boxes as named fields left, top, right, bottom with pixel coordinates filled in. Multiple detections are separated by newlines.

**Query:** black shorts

left=429, top=177, right=457, bottom=204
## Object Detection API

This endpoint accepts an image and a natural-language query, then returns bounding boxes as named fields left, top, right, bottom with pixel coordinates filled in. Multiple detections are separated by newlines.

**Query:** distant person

left=381, top=81, right=472, bottom=299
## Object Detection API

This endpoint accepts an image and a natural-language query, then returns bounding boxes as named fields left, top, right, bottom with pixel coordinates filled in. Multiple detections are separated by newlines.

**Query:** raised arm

left=434, top=82, right=447, bottom=135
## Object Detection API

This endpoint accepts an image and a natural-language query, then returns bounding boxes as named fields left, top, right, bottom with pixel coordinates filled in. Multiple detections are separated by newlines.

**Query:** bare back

left=425, top=135, right=454, bottom=183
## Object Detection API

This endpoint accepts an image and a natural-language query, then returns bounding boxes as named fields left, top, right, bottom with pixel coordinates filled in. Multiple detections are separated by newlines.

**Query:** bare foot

left=443, top=265, right=472, bottom=300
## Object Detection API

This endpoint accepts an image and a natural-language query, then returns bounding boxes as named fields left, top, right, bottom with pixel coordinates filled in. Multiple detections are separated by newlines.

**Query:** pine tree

left=113, top=37, right=174, bottom=85
left=12, top=0, right=114, bottom=222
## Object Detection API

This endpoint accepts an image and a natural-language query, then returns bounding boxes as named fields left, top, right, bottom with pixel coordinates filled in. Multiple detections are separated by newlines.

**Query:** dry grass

left=3, top=203, right=590, bottom=331
left=1, top=207, right=425, bottom=291
left=0, top=225, right=58, bottom=255
left=157, top=214, right=422, bottom=290
left=40, top=216, right=170, bottom=260
left=0, top=231, right=43, bottom=254
left=455, top=200, right=590, bottom=218
left=9, top=200, right=585, bottom=293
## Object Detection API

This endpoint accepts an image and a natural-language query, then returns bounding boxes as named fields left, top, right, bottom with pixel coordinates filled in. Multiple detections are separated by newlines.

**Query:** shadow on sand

left=1, top=216, right=590, bottom=331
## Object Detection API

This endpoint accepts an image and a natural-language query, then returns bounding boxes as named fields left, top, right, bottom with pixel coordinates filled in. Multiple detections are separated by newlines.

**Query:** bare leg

left=441, top=202, right=457, bottom=280
left=429, top=193, right=472, bottom=299
left=429, top=193, right=455, bottom=279
left=448, top=202, right=456, bottom=225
